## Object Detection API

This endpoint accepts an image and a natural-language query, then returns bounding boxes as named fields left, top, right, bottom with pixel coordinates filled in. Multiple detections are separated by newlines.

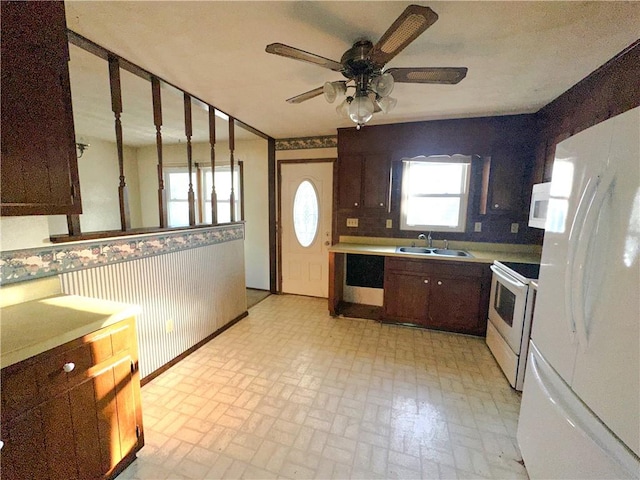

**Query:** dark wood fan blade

left=369, top=5, right=438, bottom=67
left=266, top=43, right=343, bottom=72
left=387, top=67, right=468, bottom=84
left=286, top=86, right=324, bottom=104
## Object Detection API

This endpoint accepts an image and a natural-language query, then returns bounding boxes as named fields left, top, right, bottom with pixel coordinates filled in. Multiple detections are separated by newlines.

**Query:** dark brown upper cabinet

left=1, top=1, right=82, bottom=216
left=337, top=152, right=390, bottom=210
left=486, top=145, right=526, bottom=214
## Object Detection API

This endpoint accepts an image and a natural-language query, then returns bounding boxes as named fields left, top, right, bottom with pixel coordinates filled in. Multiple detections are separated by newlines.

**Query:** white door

left=280, top=162, right=333, bottom=297
left=568, top=107, right=640, bottom=457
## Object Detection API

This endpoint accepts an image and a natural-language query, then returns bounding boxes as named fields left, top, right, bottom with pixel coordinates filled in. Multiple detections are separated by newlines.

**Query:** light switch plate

left=346, top=218, right=359, bottom=227
left=511, top=223, right=519, bottom=234
left=386, top=219, right=392, bottom=228
left=474, top=222, right=482, bottom=232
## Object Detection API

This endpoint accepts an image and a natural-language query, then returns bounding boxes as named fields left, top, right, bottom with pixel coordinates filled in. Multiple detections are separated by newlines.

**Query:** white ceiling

left=65, top=1, right=640, bottom=141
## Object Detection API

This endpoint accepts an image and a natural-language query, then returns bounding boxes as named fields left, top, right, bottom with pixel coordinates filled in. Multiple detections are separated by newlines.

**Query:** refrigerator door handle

left=570, top=168, right=617, bottom=349
left=564, top=180, right=597, bottom=343
left=565, top=177, right=598, bottom=345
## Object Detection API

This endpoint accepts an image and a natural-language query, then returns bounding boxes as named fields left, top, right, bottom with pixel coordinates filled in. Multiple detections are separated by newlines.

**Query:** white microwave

left=528, top=182, right=551, bottom=229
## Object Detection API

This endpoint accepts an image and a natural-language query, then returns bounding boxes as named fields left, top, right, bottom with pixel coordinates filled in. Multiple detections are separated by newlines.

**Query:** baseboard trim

left=141, top=310, right=249, bottom=387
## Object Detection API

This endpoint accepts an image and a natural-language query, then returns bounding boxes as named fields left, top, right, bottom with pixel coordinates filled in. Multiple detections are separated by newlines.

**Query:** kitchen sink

left=431, top=248, right=473, bottom=257
left=395, top=246, right=473, bottom=258
left=396, top=246, right=433, bottom=254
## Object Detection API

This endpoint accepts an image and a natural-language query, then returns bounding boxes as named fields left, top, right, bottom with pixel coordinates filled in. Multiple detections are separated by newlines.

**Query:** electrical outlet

left=386, top=219, right=392, bottom=228
left=346, top=218, right=359, bottom=227
left=166, top=318, right=174, bottom=333
left=511, top=223, right=519, bottom=234
left=474, top=222, right=482, bottom=232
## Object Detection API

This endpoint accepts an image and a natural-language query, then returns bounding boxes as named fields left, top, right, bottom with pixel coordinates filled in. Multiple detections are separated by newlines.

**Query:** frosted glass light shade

left=323, top=81, right=346, bottom=103
left=377, top=96, right=397, bottom=114
left=348, top=94, right=374, bottom=124
left=336, top=98, right=350, bottom=118
left=371, top=73, right=394, bottom=97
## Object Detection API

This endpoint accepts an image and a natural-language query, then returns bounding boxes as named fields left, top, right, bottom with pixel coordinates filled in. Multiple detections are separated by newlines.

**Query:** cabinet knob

left=494, top=204, right=499, bottom=208
left=0, top=440, right=4, bottom=450
left=63, top=362, right=75, bottom=373
left=437, top=280, right=443, bottom=286
left=379, top=203, right=384, bottom=207
left=423, top=279, right=429, bottom=284
left=354, top=202, right=359, bottom=207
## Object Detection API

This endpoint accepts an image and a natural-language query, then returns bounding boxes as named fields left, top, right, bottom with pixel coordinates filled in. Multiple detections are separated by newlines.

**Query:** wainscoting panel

left=60, top=240, right=246, bottom=379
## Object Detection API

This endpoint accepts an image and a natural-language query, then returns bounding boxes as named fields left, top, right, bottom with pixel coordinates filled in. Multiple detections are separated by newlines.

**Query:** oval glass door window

left=293, top=180, right=319, bottom=247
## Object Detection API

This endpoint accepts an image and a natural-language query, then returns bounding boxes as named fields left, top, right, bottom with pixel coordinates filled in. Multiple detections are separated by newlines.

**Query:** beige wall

left=137, top=137, right=271, bottom=290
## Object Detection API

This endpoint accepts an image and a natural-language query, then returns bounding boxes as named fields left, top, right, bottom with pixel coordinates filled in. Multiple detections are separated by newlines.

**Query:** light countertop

left=329, top=238, right=542, bottom=265
left=1, top=293, right=140, bottom=369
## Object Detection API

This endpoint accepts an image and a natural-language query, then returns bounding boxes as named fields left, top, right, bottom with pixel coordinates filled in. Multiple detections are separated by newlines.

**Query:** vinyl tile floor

left=119, top=294, right=528, bottom=480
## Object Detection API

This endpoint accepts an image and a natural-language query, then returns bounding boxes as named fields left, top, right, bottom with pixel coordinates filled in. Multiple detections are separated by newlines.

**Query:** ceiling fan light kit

left=348, top=93, right=375, bottom=127
left=266, top=4, right=467, bottom=129
left=323, top=81, right=347, bottom=103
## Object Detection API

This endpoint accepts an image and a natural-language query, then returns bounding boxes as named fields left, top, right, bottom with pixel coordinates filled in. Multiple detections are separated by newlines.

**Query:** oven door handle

left=490, top=265, right=527, bottom=292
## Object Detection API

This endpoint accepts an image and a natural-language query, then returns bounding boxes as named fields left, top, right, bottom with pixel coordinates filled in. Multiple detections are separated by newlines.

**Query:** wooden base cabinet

left=0, top=317, right=144, bottom=480
left=384, top=257, right=491, bottom=336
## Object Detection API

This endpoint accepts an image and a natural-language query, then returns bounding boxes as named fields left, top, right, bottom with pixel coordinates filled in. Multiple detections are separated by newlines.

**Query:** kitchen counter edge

left=1, top=294, right=141, bottom=369
left=329, top=243, right=542, bottom=264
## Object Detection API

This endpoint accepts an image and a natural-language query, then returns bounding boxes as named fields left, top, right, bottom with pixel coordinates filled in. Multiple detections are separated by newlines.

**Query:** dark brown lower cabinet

left=0, top=317, right=143, bottom=480
left=383, top=257, right=491, bottom=336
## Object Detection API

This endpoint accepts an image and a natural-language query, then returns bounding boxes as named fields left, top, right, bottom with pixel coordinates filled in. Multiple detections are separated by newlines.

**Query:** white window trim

left=400, top=155, right=472, bottom=233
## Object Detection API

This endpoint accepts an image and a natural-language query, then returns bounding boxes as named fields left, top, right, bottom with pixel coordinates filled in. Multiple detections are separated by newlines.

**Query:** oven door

left=488, top=265, right=528, bottom=352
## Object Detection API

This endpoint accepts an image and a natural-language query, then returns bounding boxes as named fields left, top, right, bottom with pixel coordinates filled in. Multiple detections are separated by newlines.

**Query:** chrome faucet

left=418, top=232, right=433, bottom=248
left=444, top=239, right=449, bottom=249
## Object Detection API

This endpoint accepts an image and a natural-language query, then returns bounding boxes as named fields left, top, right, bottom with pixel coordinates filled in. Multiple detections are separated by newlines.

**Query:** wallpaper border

left=0, top=223, right=244, bottom=285
left=276, top=135, right=337, bottom=150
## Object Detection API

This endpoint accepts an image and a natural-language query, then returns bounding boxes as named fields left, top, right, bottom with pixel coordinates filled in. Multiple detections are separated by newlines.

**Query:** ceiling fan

left=266, top=4, right=467, bottom=129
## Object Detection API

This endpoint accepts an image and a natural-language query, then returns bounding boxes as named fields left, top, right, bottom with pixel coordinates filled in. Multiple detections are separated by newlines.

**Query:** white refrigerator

left=517, top=107, right=640, bottom=479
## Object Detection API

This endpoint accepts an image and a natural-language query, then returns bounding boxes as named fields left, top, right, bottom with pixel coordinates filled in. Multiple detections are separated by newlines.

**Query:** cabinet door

left=337, top=154, right=363, bottom=209
left=1, top=408, right=50, bottom=480
left=488, top=146, right=525, bottom=213
left=429, top=275, right=483, bottom=334
left=71, top=356, right=138, bottom=478
left=362, top=153, right=390, bottom=209
left=384, top=271, right=430, bottom=325
left=1, top=1, right=81, bottom=216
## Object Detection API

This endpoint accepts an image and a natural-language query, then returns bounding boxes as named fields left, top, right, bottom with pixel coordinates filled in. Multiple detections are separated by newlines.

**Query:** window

left=293, top=180, right=319, bottom=247
left=200, top=165, right=241, bottom=224
left=400, top=155, right=472, bottom=232
left=165, top=164, right=241, bottom=227
left=165, top=167, right=194, bottom=227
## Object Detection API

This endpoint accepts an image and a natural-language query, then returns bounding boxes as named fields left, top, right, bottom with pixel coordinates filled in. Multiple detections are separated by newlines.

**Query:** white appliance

left=528, top=182, right=551, bottom=228
left=486, top=260, right=539, bottom=391
left=517, top=107, right=640, bottom=478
